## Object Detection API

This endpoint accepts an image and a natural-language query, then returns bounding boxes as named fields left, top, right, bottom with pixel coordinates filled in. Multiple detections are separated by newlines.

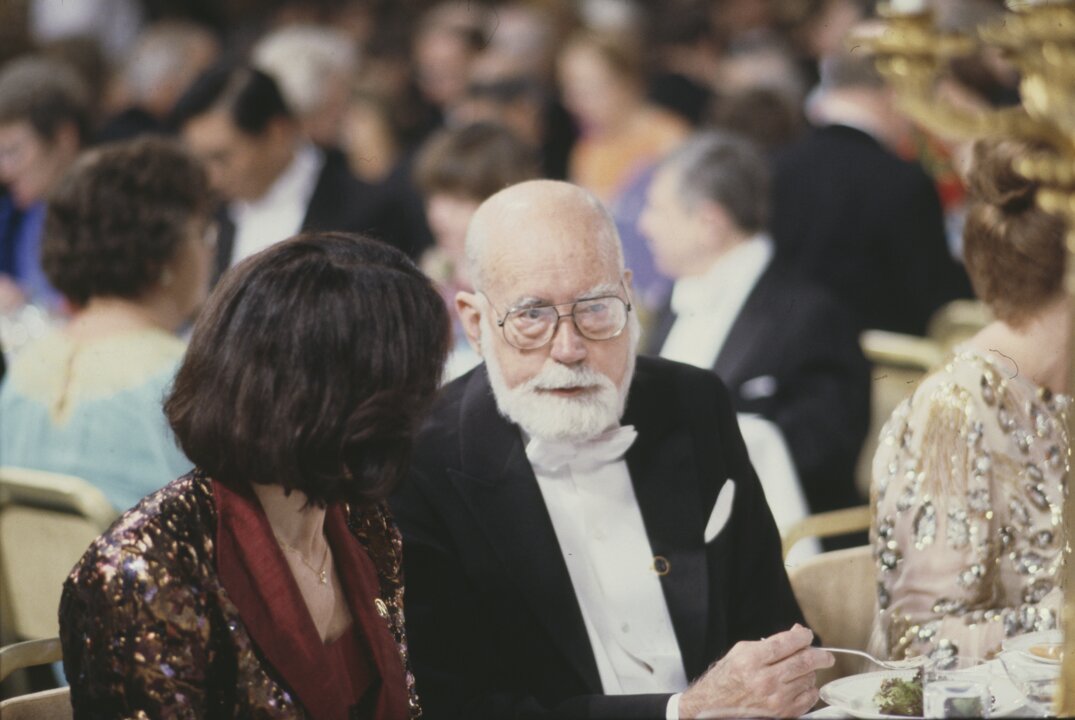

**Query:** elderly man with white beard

left=392, top=179, right=833, bottom=720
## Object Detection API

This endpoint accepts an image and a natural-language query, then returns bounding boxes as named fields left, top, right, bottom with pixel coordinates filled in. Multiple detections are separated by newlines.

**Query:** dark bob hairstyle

left=42, top=136, right=212, bottom=306
left=165, top=232, right=451, bottom=505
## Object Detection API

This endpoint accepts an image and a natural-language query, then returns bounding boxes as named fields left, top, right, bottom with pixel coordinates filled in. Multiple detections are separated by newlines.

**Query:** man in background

left=0, top=55, right=89, bottom=312
left=640, top=130, right=869, bottom=533
left=171, top=65, right=420, bottom=281
left=771, top=50, right=972, bottom=335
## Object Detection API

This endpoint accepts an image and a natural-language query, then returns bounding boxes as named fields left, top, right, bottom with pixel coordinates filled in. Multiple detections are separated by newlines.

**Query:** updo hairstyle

left=962, top=138, right=1065, bottom=326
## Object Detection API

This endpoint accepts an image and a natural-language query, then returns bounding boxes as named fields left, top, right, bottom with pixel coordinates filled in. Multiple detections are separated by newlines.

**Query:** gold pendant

left=319, top=570, right=328, bottom=584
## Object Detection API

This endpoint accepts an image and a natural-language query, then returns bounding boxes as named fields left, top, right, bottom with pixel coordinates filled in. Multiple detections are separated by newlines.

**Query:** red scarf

left=214, top=480, right=409, bottom=720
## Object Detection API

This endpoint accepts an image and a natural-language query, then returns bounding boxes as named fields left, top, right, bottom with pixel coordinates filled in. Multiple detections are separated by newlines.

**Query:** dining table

left=803, top=658, right=1033, bottom=718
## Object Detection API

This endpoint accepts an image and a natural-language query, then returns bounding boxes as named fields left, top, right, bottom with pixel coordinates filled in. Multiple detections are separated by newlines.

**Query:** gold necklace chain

left=274, top=534, right=330, bottom=585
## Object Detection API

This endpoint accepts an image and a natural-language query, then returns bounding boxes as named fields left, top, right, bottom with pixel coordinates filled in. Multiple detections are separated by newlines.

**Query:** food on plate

left=1028, top=644, right=1062, bottom=662
left=874, top=668, right=923, bottom=717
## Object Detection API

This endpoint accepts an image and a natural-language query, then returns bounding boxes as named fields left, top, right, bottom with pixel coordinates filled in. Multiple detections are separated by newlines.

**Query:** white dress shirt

left=229, top=142, right=323, bottom=266
left=659, top=235, right=773, bottom=369
left=526, top=429, right=689, bottom=718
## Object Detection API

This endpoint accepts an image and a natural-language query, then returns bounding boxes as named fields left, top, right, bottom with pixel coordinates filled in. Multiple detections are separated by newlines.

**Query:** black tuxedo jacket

left=645, top=263, right=870, bottom=516
left=212, top=149, right=426, bottom=282
left=771, top=124, right=972, bottom=335
left=392, top=356, right=807, bottom=719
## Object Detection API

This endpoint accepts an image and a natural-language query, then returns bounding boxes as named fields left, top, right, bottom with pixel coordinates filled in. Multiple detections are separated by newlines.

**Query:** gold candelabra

left=855, top=0, right=1075, bottom=713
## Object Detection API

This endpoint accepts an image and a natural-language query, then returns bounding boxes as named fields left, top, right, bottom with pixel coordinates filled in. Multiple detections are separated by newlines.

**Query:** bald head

left=454, top=179, right=637, bottom=441
left=465, top=179, right=624, bottom=293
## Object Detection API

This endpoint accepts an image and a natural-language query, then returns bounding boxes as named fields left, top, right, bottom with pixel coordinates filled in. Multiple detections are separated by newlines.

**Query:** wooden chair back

left=855, top=331, right=942, bottom=498
left=788, top=545, right=875, bottom=686
left=0, top=467, right=116, bottom=642
left=0, top=638, right=69, bottom=718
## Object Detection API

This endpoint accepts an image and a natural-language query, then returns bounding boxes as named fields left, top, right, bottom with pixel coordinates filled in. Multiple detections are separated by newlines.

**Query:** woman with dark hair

left=870, top=137, right=1070, bottom=661
left=0, top=136, right=212, bottom=511
left=59, top=232, right=450, bottom=719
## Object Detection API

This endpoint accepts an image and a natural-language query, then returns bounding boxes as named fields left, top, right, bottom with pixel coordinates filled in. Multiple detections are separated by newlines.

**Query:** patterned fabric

left=59, top=472, right=420, bottom=719
left=870, top=348, right=1069, bottom=661
left=0, top=327, right=191, bottom=511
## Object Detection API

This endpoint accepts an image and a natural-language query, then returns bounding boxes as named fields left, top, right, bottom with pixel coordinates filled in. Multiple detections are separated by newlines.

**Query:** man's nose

left=548, top=316, right=587, bottom=365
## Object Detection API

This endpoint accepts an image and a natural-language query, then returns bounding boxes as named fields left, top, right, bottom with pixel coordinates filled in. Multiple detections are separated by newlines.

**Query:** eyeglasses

left=484, top=282, right=633, bottom=350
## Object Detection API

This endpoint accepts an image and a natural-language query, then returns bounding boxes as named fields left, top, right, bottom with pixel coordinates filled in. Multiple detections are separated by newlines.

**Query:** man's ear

left=456, top=290, right=484, bottom=354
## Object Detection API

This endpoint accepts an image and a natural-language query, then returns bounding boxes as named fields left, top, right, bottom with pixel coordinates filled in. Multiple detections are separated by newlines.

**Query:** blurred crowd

left=1, top=1, right=1071, bottom=709
left=0, top=0, right=1019, bottom=512
left=1, top=0, right=1018, bottom=318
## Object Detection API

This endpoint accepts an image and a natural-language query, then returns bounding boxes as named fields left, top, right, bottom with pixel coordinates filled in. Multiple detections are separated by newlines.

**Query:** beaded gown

left=59, top=472, right=420, bottom=719
left=870, top=347, right=1069, bottom=660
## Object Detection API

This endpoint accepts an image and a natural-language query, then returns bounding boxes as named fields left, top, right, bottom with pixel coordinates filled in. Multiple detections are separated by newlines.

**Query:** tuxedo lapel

left=621, top=362, right=711, bottom=680
left=713, top=264, right=777, bottom=385
left=300, top=152, right=338, bottom=231
left=213, top=208, right=236, bottom=286
left=451, top=367, right=603, bottom=692
left=644, top=298, right=676, bottom=356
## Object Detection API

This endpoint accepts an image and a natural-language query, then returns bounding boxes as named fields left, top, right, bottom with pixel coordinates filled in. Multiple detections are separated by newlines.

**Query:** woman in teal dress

left=0, top=137, right=213, bottom=511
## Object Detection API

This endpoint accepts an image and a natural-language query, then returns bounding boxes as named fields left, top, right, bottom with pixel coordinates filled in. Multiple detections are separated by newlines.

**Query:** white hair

left=123, top=21, right=217, bottom=104
left=464, top=180, right=625, bottom=292
left=252, top=25, right=358, bottom=116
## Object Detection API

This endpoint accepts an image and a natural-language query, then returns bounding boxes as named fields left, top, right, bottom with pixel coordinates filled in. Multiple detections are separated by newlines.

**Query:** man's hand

left=678, top=624, right=834, bottom=718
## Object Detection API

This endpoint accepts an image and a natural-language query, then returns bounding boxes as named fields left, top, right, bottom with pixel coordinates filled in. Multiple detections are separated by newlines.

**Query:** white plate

left=1001, top=630, right=1063, bottom=663
left=819, top=668, right=1024, bottom=719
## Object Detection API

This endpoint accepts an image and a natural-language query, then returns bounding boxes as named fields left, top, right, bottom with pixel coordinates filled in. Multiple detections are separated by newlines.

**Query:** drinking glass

left=999, top=649, right=1061, bottom=717
left=923, top=655, right=991, bottom=718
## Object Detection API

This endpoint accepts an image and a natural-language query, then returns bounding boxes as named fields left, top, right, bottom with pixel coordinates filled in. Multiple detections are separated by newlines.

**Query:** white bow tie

left=526, top=425, right=639, bottom=473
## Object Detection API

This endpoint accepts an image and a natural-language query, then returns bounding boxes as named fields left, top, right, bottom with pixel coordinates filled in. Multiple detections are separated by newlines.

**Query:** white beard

left=480, top=315, right=638, bottom=442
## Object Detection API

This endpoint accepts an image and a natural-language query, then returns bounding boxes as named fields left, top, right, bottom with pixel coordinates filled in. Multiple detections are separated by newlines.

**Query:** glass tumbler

left=923, top=655, right=991, bottom=718
left=999, top=649, right=1061, bottom=717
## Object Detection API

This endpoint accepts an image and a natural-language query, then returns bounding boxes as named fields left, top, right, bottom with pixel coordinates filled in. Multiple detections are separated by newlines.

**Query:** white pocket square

left=704, top=479, right=736, bottom=543
left=740, top=375, right=777, bottom=401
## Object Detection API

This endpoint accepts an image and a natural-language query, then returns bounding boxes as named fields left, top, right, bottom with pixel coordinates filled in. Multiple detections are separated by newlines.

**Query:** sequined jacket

left=59, top=472, right=419, bottom=719
left=870, top=349, right=1070, bottom=660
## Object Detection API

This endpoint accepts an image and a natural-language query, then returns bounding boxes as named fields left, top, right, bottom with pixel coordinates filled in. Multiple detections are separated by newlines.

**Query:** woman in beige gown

left=871, top=137, right=1070, bottom=661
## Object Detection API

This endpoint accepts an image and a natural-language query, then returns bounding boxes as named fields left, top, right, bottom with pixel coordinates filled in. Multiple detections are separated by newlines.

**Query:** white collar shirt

left=525, top=428, right=688, bottom=718
left=659, top=234, right=773, bottom=370
left=229, top=142, right=323, bottom=266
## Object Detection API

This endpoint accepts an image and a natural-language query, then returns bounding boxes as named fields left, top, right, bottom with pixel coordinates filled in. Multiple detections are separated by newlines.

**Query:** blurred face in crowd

left=456, top=181, right=638, bottom=441
left=0, top=121, right=80, bottom=209
left=426, top=192, right=480, bottom=285
left=304, top=70, right=351, bottom=147
left=342, top=96, right=398, bottom=182
left=558, top=44, right=638, bottom=135
left=639, top=165, right=722, bottom=279
left=415, top=27, right=476, bottom=109
left=181, top=110, right=294, bottom=203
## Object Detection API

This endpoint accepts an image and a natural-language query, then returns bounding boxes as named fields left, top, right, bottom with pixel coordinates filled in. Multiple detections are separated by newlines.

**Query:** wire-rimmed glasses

left=484, top=284, right=633, bottom=350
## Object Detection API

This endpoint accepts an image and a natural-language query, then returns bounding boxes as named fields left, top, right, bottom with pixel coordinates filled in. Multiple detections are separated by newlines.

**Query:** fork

left=818, top=647, right=928, bottom=671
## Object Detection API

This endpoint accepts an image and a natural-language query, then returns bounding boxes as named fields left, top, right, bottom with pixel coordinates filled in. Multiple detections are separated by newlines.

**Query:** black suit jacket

left=771, top=124, right=972, bottom=335
left=646, top=262, right=870, bottom=516
left=212, top=149, right=427, bottom=281
left=392, top=356, right=807, bottom=720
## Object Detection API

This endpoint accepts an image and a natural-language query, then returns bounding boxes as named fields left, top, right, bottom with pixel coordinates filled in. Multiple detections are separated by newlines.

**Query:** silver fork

left=819, top=647, right=927, bottom=671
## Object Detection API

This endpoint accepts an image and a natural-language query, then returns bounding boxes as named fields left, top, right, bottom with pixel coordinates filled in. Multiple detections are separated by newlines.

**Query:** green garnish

left=874, top=668, right=924, bottom=716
